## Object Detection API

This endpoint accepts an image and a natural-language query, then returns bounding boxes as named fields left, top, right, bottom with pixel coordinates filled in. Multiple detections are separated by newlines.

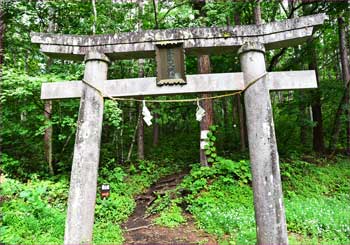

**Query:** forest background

left=0, top=0, right=350, bottom=244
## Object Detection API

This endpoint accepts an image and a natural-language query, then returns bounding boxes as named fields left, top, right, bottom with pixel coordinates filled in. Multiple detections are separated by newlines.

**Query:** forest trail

left=122, top=173, right=217, bottom=244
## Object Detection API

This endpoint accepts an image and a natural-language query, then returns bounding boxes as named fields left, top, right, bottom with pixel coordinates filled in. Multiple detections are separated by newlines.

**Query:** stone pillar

left=238, top=42, right=288, bottom=245
left=64, top=51, right=109, bottom=245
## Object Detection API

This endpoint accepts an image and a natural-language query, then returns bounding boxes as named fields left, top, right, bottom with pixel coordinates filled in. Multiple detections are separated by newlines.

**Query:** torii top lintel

left=31, top=13, right=326, bottom=61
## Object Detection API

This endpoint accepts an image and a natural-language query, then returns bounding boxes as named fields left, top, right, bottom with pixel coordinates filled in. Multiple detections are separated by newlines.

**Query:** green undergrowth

left=0, top=177, right=67, bottom=244
left=0, top=159, right=182, bottom=244
left=149, top=157, right=350, bottom=244
left=1, top=155, right=349, bottom=244
left=154, top=204, right=187, bottom=228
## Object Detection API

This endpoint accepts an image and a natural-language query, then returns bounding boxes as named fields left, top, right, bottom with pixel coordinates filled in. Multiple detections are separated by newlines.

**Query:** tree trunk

left=308, top=41, right=325, bottom=153
left=0, top=1, right=4, bottom=155
left=153, top=110, right=159, bottom=146
left=254, top=0, right=262, bottom=25
left=236, top=95, right=246, bottom=151
left=232, top=5, right=247, bottom=152
left=91, top=0, right=97, bottom=34
left=191, top=1, right=214, bottom=165
left=137, top=101, right=145, bottom=160
left=137, top=59, right=145, bottom=160
left=136, top=102, right=144, bottom=161
left=0, top=0, right=4, bottom=67
left=43, top=1, right=56, bottom=174
left=234, top=11, right=240, bottom=25
left=299, top=97, right=307, bottom=146
left=223, top=97, right=229, bottom=130
left=232, top=96, right=238, bottom=125
left=330, top=88, right=348, bottom=151
left=152, top=0, right=159, bottom=29
left=198, top=55, right=213, bottom=166
left=127, top=112, right=140, bottom=162
left=338, top=16, right=350, bottom=154
left=44, top=101, right=54, bottom=175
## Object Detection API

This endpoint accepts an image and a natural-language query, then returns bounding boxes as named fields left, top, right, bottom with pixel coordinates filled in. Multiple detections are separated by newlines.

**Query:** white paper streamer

left=196, top=99, right=206, bottom=122
left=142, top=100, right=153, bottom=126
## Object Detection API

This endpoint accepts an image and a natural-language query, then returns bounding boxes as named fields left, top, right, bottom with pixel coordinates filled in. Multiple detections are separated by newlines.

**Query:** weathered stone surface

left=40, top=71, right=316, bottom=100
left=64, top=51, right=109, bottom=245
left=31, top=14, right=326, bottom=60
left=239, top=43, right=288, bottom=244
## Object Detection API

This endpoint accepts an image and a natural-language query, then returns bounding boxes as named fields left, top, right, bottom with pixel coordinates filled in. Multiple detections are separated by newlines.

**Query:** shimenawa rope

left=81, top=72, right=268, bottom=103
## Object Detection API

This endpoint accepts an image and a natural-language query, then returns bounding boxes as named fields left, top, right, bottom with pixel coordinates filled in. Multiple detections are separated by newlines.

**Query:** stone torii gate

left=31, top=13, right=326, bottom=245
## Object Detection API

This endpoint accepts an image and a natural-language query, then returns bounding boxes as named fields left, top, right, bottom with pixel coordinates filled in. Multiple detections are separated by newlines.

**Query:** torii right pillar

left=239, top=41, right=288, bottom=244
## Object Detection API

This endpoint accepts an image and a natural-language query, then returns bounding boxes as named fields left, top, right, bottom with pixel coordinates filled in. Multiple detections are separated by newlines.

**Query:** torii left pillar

left=64, top=51, right=109, bottom=244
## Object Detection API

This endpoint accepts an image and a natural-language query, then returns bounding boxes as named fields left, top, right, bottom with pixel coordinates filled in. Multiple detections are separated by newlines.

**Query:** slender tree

left=338, top=16, right=350, bottom=154
left=309, top=40, right=325, bottom=153
left=254, top=0, right=262, bottom=25
left=198, top=55, right=213, bottom=166
left=330, top=16, right=350, bottom=152
left=137, top=98, right=145, bottom=160
left=232, top=4, right=247, bottom=152
left=0, top=0, right=4, bottom=67
left=151, top=0, right=160, bottom=146
left=192, top=0, right=214, bottom=166
left=302, top=3, right=325, bottom=153
left=0, top=0, right=5, bottom=156
left=43, top=0, right=56, bottom=175
left=137, top=2, right=145, bottom=159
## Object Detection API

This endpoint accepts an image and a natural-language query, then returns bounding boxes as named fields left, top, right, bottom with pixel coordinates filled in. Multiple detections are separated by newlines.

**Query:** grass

left=1, top=157, right=349, bottom=244
left=0, top=159, right=182, bottom=244
left=180, top=157, right=350, bottom=244
left=154, top=204, right=187, bottom=228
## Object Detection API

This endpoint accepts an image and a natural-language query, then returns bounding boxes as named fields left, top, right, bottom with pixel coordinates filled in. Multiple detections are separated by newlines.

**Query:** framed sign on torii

left=31, top=13, right=327, bottom=245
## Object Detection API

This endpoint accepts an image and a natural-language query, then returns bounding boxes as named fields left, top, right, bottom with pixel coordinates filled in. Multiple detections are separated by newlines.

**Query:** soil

left=122, top=173, right=217, bottom=245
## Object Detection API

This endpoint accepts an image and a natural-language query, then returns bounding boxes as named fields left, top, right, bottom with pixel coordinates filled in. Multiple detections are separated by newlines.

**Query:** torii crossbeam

left=31, top=13, right=327, bottom=245
left=41, top=71, right=316, bottom=99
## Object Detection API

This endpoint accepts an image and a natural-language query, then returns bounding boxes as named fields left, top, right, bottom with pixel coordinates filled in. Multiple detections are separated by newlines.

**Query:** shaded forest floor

left=123, top=173, right=217, bottom=244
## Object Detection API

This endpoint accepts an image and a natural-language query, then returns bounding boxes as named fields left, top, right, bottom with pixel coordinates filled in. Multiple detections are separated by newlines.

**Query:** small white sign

left=200, top=140, right=208, bottom=150
left=200, top=130, right=209, bottom=140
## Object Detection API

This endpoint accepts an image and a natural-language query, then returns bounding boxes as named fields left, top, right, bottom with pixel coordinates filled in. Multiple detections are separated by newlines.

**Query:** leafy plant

left=0, top=178, right=66, bottom=244
left=155, top=205, right=187, bottom=228
left=204, top=125, right=219, bottom=164
left=95, top=194, right=135, bottom=224
left=104, top=100, right=122, bottom=129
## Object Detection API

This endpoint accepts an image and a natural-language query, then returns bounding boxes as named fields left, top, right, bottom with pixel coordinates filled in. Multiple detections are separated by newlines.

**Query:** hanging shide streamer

left=142, top=100, right=153, bottom=126
left=196, top=98, right=206, bottom=122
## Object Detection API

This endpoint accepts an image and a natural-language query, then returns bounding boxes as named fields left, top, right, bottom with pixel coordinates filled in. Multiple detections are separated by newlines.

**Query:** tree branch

left=152, top=0, right=159, bottom=29
left=157, top=1, right=188, bottom=26
left=268, top=47, right=287, bottom=71
left=279, top=1, right=288, bottom=17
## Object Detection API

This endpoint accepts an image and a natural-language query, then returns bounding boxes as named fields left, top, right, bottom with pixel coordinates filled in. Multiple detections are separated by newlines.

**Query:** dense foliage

left=1, top=153, right=349, bottom=244
left=1, top=0, right=350, bottom=244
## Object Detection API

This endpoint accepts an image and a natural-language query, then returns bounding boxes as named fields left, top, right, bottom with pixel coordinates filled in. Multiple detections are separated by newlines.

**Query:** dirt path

left=122, top=173, right=217, bottom=244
